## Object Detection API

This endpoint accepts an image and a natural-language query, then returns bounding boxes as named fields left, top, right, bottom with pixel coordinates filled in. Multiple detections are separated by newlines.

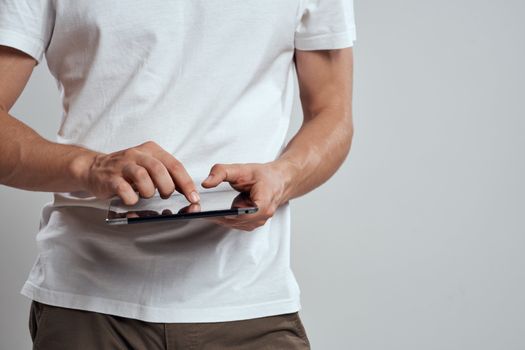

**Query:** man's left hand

left=201, top=161, right=291, bottom=231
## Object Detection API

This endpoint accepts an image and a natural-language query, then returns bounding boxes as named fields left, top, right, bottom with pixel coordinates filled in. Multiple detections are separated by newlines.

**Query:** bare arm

left=0, top=46, right=95, bottom=193
left=201, top=47, right=354, bottom=231
left=0, top=45, right=199, bottom=205
left=276, top=47, right=354, bottom=202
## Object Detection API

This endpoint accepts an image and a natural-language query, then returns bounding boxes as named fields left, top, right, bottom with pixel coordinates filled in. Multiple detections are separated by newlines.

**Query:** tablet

left=105, top=189, right=258, bottom=225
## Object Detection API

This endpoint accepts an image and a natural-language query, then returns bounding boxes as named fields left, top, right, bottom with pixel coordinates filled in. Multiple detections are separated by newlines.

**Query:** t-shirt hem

left=21, top=281, right=302, bottom=323
left=0, top=28, right=45, bottom=64
left=294, top=29, right=356, bottom=51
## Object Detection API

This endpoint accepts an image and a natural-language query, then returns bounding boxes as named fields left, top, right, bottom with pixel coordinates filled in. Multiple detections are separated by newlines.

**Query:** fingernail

left=190, top=191, right=200, bottom=203
left=204, top=174, right=214, bottom=183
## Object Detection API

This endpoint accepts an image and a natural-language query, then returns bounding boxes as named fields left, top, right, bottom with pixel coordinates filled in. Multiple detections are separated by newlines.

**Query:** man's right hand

left=0, top=47, right=198, bottom=202
left=71, top=141, right=200, bottom=205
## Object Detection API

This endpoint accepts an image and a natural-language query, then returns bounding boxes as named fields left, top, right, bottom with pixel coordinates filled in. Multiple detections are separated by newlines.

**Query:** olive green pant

left=29, top=300, right=311, bottom=350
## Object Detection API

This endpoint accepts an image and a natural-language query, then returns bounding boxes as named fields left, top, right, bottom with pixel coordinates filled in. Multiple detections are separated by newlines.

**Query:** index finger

left=151, top=148, right=200, bottom=203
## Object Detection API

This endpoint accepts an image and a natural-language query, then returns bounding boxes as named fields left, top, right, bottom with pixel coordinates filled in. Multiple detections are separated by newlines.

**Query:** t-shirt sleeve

left=294, top=0, right=356, bottom=50
left=0, top=0, right=55, bottom=65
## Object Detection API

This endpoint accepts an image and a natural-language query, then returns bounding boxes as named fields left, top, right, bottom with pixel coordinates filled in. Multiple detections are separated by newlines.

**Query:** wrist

left=268, top=157, right=301, bottom=204
left=67, top=149, right=100, bottom=192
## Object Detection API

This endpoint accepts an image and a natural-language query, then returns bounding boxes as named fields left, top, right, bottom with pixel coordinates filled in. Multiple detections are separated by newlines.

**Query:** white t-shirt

left=0, top=0, right=356, bottom=322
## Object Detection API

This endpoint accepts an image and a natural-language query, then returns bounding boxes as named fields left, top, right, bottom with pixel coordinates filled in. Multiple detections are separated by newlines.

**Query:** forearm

left=272, top=109, right=353, bottom=203
left=0, top=109, right=100, bottom=192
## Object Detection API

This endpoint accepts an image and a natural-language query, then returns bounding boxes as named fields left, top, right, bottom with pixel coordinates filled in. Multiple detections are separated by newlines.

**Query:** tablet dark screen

left=106, top=189, right=257, bottom=225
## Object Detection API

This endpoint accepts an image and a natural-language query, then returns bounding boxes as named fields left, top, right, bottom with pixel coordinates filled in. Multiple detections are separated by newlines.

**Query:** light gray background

left=1, top=1, right=524, bottom=349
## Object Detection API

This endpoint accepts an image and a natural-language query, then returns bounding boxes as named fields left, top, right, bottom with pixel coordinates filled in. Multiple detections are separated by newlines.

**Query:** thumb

left=201, top=163, right=242, bottom=188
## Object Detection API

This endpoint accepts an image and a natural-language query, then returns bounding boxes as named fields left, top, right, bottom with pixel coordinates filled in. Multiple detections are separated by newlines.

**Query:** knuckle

left=114, top=180, right=129, bottom=194
left=134, top=167, right=149, bottom=181
left=164, top=182, right=176, bottom=193
left=238, top=165, right=250, bottom=177
left=210, top=163, right=224, bottom=173
left=141, top=140, right=158, bottom=149
left=124, top=195, right=138, bottom=206
left=168, top=159, right=182, bottom=172
left=123, top=148, right=140, bottom=158
left=178, top=179, right=194, bottom=190
left=169, top=156, right=181, bottom=164
left=142, top=188, right=156, bottom=198
left=150, top=161, right=165, bottom=174
left=159, top=184, right=176, bottom=197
